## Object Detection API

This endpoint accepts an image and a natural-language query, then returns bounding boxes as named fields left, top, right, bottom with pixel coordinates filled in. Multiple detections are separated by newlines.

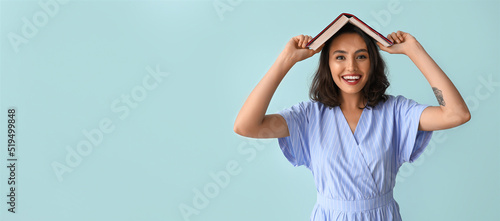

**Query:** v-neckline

left=338, top=106, right=366, bottom=145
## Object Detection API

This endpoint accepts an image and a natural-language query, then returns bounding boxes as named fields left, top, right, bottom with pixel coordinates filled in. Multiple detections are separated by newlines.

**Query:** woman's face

left=328, top=33, right=371, bottom=97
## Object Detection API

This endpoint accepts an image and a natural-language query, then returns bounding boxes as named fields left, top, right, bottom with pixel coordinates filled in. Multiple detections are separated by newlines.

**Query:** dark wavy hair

left=309, top=23, right=389, bottom=109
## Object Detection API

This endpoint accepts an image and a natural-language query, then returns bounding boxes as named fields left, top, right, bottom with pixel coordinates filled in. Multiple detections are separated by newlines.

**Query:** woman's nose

left=347, top=59, right=358, bottom=71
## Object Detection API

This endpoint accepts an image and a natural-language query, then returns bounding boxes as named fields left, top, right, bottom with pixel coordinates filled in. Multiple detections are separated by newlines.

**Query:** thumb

left=314, top=43, right=325, bottom=53
left=376, top=42, right=391, bottom=53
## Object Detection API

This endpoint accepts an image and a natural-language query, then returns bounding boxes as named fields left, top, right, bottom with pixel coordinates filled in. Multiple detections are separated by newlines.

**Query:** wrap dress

left=277, top=95, right=433, bottom=221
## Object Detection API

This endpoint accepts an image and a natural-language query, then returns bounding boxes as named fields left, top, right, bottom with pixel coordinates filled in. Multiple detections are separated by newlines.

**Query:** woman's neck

left=339, top=93, right=365, bottom=110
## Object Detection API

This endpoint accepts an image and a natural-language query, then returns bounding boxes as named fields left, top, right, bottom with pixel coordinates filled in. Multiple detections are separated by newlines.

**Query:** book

left=306, top=13, right=393, bottom=50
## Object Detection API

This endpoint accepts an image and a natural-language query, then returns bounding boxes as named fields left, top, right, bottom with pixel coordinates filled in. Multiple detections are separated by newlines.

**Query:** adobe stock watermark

left=51, top=64, right=170, bottom=182
left=464, top=74, right=499, bottom=112
left=366, top=0, right=407, bottom=33
left=178, top=107, right=285, bottom=221
left=396, top=73, right=499, bottom=183
left=7, top=0, right=70, bottom=53
left=395, top=131, right=447, bottom=184
left=213, top=0, right=242, bottom=21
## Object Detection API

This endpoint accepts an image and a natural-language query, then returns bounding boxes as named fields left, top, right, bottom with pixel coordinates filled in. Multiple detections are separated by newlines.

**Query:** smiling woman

left=233, top=18, right=470, bottom=221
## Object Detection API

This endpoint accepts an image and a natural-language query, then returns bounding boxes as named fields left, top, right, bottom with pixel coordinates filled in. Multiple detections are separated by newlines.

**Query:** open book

left=306, top=13, right=393, bottom=50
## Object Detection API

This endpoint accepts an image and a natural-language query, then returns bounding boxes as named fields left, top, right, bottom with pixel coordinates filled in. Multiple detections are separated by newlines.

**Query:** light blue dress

left=277, top=95, right=433, bottom=221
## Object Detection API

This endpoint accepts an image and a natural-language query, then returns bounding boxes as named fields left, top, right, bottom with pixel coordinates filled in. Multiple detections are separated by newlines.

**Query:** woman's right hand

left=281, top=35, right=324, bottom=63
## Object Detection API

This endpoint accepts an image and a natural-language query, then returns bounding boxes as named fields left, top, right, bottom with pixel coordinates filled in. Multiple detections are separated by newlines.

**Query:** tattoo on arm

left=432, top=87, right=446, bottom=106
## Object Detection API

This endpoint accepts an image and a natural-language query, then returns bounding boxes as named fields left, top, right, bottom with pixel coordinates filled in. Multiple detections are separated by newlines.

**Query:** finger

left=302, top=35, right=311, bottom=48
left=294, top=35, right=302, bottom=47
left=396, top=31, right=404, bottom=42
left=376, top=41, right=384, bottom=48
left=296, top=35, right=303, bottom=48
left=304, top=35, right=312, bottom=48
left=388, top=36, right=395, bottom=44
left=376, top=42, right=392, bottom=53
left=387, top=34, right=394, bottom=43
left=389, top=32, right=398, bottom=43
left=306, top=37, right=314, bottom=49
left=300, top=35, right=306, bottom=48
left=292, top=36, right=301, bottom=45
left=392, top=32, right=401, bottom=43
left=314, top=43, right=325, bottom=53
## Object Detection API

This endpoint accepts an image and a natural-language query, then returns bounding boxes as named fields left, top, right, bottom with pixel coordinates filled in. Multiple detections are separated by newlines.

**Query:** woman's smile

left=341, top=74, right=362, bottom=85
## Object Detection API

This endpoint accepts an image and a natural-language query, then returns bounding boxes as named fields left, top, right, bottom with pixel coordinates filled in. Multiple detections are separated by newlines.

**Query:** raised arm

left=378, top=31, right=471, bottom=131
left=234, top=35, right=323, bottom=138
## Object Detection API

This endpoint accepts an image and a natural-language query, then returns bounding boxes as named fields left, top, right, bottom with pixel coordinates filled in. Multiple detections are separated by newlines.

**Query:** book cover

left=307, top=13, right=393, bottom=50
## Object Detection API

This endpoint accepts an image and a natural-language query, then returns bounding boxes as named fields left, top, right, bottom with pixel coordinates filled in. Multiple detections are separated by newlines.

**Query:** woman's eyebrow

left=355, top=49, right=368, bottom=53
left=333, top=50, right=348, bottom=54
left=332, top=49, right=368, bottom=54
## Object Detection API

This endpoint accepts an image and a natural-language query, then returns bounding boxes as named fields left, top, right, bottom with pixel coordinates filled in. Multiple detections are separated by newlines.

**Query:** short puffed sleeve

left=393, top=95, right=433, bottom=166
left=277, top=101, right=313, bottom=169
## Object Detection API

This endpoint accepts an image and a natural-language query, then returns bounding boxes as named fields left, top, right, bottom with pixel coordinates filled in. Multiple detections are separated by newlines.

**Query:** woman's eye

left=357, top=55, right=367, bottom=59
left=336, top=56, right=345, bottom=60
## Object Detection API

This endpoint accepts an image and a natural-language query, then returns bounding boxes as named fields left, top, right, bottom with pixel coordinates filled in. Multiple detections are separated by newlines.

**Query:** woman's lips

left=342, top=75, right=361, bottom=85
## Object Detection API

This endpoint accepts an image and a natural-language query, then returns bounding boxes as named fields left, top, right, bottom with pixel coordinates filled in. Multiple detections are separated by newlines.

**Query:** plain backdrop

left=1, top=0, right=499, bottom=220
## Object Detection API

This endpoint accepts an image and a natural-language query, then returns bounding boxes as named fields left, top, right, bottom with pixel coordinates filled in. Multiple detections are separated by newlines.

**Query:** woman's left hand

left=377, top=31, right=420, bottom=55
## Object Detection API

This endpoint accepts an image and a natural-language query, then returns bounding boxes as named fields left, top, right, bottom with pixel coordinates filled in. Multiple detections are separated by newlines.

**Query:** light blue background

left=1, top=0, right=499, bottom=220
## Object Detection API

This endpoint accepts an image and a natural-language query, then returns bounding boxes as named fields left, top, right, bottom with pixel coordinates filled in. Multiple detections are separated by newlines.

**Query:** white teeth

left=342, top=75, right=360, bottom=80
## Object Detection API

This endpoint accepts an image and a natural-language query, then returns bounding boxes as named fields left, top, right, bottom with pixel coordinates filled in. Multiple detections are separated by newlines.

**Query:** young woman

left=233, top=23, right=470, bottom=220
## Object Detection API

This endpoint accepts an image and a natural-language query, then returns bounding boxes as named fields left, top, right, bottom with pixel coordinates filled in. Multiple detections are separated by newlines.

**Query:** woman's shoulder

left=380, top=94, right=414, bottom=104
left=282, top=99, right=334, bottom=116
left=306, top=98, right=339, bottom=111
left=376, top=94, right=428, bottom=112
left=293, top=98, right=329, bottom=108
left=384, top=94, right=408, bottom=102
left=372, top=94, right=412, bottom=110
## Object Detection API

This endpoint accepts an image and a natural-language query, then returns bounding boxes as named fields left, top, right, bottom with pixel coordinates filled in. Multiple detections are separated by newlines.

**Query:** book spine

left=350, top=16, right=393, bottom=45
left=306, top=14, right=345, bottom=48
